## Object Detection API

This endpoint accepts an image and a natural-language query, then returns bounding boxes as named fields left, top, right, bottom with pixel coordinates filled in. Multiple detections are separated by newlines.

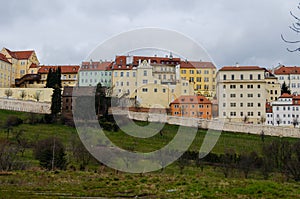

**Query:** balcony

left=15, top=74, right=41, bottom=87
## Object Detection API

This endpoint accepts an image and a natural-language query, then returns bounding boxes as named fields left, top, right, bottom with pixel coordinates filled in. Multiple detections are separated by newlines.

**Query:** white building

left=274, top=65, right=300, bottom=95
left=265, top=93, right=300, bottom=127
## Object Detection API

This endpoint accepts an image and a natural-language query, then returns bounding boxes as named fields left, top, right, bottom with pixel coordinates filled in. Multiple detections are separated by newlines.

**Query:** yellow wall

left=0, top=60, right=13, bottom=88
left=180, top=67, right=216, bottom=98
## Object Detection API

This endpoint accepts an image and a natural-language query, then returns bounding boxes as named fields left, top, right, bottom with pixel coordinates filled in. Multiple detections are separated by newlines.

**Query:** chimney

left=236, top=62, right=239, bottom=67
left=139, top=59, right=141, bottom=65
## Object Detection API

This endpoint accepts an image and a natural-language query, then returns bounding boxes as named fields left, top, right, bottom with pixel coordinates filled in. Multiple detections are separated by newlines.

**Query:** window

left=144, top=70, right=147, bottom=76
left=142, top=80, right=148, bottom=84
left=240, top=94, right=243, bottom=98
left=133, top=72, right=136, bottom=77
left=250, top=74, right=253, bottom=80
left=163, top=88, right=166, bottom=93
left=196, top=77, right=201, bottom=82
left=240, top=112, right=244, bottom=116
left=248, top=93, right=253, bottom=98
left=230, top=112, right=236, bottom=116
left=142, top=88, right=148, bottom=92
left=257, top=85, right=261, bottom=89
left=258, top=112, right=261, bottom=116
left=230, top=94, right=236, bottom=98
left=204, top=70, right=209, bottom=74
left=258, top=93, right=261, bottom=98
left=240, top=74, right=244, bottom=80
left=247, top=103, right=254, bottom=107
left=258, top=74, right=261, bottom=80
left=120, top=72, right=124, bottom=77
left=223, top=94, right=226, bottom=98
left=223, top=75, right=227, bottom=80
left=240, top=103, right=243, bottom=107
left=223, top=85, right=226, bottom=89
left=223, top=103, right=226, bottom=107
left=154, top=88, right=157, bottom=92
left=247, top=112, right=254, bottom=116
left=190, top=70, right=194, bottom=74
left=230, top=85, right=236, bottom=89
left=230, top=103, right=236, bottom=107
left=126, top=72, right=130, bottom=77
left=204, top=77, right=209, bottom=82
left=181, top=70, right=186, bottom=74
left=231, top=74, right=235, bottom=80
left=258, top=103, right=261, bottom=107
left=247, top=85, right=253, bottom=89
left=240, top=85, right=243, bottom=89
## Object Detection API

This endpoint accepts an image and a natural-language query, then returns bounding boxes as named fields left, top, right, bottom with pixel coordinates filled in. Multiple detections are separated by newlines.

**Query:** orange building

left=170, top=95, right=212, bottom=119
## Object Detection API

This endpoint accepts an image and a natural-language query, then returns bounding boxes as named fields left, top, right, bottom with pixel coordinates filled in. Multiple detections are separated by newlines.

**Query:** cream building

left=112, top=56, right=194, bottom=108
left=217, top=66, right=270, bottom=124
left=0, top=53, right=13, bottom=88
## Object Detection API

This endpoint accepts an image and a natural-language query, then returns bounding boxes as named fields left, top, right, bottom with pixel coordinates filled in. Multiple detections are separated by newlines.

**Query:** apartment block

left=79, top=61, right=112, bottom=87
left=38, top=65, right=80, bottom=87
left=0, top=53, right=13, bottom=88
left=266, top=93, right=300, bottom=127
left=180, top=61, right=216, bottom=98
left=1, top=48, right=40, bottom=84
left=112, top=55, right=194, bottom=108
left=274, top=65, right=300, bottom=95
left=170, top=95, right=212, bottom=119
left=217, top=66, right=271, bottom=124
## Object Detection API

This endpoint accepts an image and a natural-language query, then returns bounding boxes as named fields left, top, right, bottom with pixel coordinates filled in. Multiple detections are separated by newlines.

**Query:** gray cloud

left=0, top=0, right=298, bottom=68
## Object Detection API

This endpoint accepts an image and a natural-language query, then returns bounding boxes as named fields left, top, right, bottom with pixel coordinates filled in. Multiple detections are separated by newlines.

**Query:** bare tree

left=20, top=90, right=26, bottom=100
left=4, top=89, right=13, bottom=99
left=33, top=91, right=41, bottom=102
left=281, top=2, right=300, bottom=52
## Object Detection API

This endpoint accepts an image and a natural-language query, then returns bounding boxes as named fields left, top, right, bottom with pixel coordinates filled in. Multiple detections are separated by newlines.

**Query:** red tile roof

left=266, top=102, right=273, bottom=113
left=170, top=95, right=212, bottom=105
left=112, top=55, right=181, bottom=70
left=274, top=65, right=300, bottom=75
left=38, top=65, right=80, bottom=74
left=4, top=48, right=34, bottom=60
left=0, top=53, right=11, bottom=64
left=219, top=66, right=265, bottom=71
left=180, top=61, right=216, bottom=69
left=81, top=61, right=113, bottom=71
left=280, top=93, right=293, bottom=98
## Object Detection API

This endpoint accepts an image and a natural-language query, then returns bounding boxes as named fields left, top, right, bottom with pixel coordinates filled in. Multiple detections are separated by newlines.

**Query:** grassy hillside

left=0, top=109, right=300, bottom=198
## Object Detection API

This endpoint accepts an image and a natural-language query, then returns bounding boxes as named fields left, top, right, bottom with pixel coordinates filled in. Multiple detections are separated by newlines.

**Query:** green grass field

left=0, top=110, right=300, bottom=198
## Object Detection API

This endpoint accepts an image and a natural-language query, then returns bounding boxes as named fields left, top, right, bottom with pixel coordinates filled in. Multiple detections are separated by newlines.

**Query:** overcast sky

left=0, top=0, right=299, bottom=69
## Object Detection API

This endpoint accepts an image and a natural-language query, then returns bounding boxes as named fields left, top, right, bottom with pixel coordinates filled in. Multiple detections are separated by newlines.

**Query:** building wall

left=112, top=60, right=194, bottom=108
left=0, top=88, right=53, bottom=102
left=217, top=69, right=267, bottom=124
left=265, top=77, right=281, bottom=102
left=276, top=74, right=300, bottom=94
left=170, top=103, right=212, bottom=119
left=79, top=70, right=112, bottom=87
left=180, top=67, right=216, bottom=98
left=0, top=60, right=13, bottom=88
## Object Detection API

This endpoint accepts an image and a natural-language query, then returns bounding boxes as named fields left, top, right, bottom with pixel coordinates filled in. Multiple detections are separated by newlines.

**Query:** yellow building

left=265, top=73, right=281, bottom=102
left=38, top=65, right=80, bottom=87
left=0, top=53, right=13, bottom=88
left=180, top=61, right=216, bottom=98
left=112, top=56, right=194, bottom=108
left=1, top=48, right=40, bottom=84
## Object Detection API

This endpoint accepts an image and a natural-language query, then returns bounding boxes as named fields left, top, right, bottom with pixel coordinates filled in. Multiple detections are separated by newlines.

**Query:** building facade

left=38, top=65, right=80, bottom=87
left=1, top=48, right=40, bottom=84
left=170, top=95, right=212, bottom=119
left=274, top=65, right=300, bottom=95
left=79, top=61, right=112, bottom=87
left=217, top=66, right=270, bottom=124
left=0, top=53, right=13, bottom=88
left=266, top=93, right=300, bottom=127
left=180, top=61, right=216, bottom=98
left=111, top=55, right=194, bottom=108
